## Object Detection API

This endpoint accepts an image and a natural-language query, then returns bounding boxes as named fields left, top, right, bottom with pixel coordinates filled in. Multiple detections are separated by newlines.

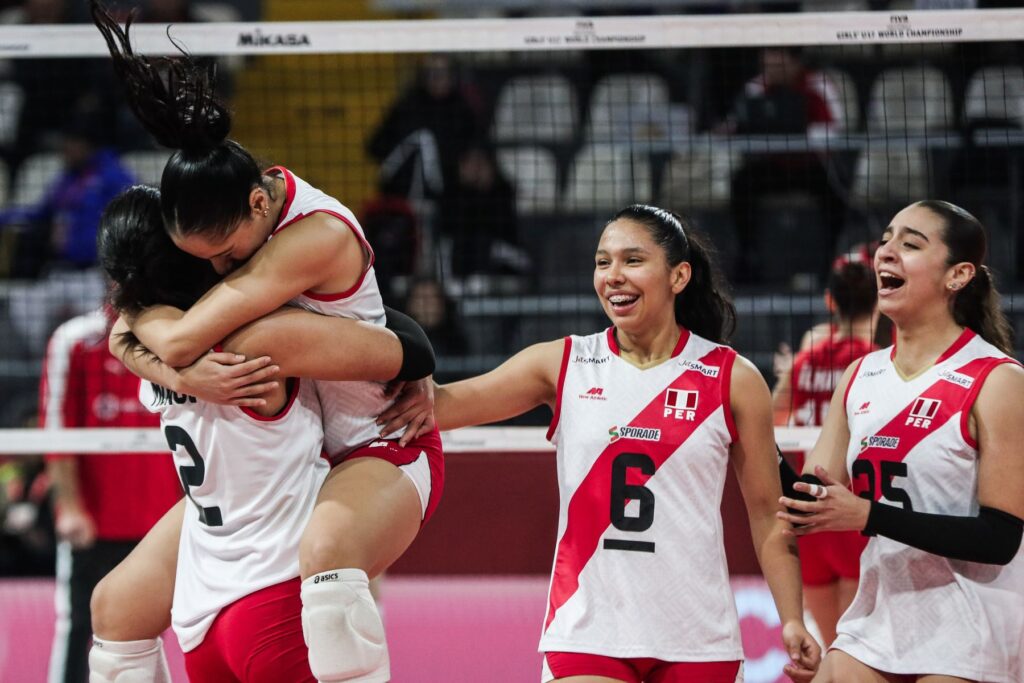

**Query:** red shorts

left=184, top=578, right=313, bottom=683
left=542, top=652, right=741, bottom=683
left=798, top=530, right=868, bottom=586
left=333, top=428, right=444, bottom=525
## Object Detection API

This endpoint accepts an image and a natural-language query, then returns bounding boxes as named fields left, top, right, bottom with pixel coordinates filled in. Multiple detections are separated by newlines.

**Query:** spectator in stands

left=2, top=0, right=100, bottom=171
left=404, top=277, right=468, bottom=359
left=718, top=46, right=846, bottom=284
left=438, top=143, right=530, bottom=283
left=367, top=54, right=483, bottom=201
left=41, top=305, right=181, bottom=683
left=772, top=250, right=879, bottom=647
left=1, top=106, right=134, bottom=276
left=2, top=105, right=134, bottom=351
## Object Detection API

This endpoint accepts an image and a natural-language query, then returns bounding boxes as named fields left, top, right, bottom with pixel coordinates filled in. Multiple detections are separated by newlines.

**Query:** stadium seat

left=659, top=146, right=740, bottom=210
left=963, top=65, right=1024, bottom=127
left=866, top=67, right=953, bottom=131
left=820, top=67, right=860, bottom=132
left=563, top=143, right=652, bottom=212
left=584, top=73, right=690, bottom=143
left=0, top=81, right=23, bottom=148
left=492, top=75, right=578, bottom=144
left=120, top=150, right=173, bottom=186
left=496, top=146, right=559, bottom=215
left=10, top=153, right=62, bottom=208
left=850, top=147, right=929, bottom=206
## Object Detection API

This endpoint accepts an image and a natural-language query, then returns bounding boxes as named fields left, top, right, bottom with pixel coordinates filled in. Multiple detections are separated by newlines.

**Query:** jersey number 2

left=604, top=452, right=656, bottom=553
left=852, top=459, right=914, bottom=512
left=165, top=425, right=224, bottom=527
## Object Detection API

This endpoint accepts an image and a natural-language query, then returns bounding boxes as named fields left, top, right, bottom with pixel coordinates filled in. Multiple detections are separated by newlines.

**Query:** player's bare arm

left=973, top=362, right=1024, bottom=520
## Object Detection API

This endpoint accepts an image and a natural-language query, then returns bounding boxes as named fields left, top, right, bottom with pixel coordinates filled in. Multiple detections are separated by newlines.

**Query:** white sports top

left=833, top=329, right=1023, bottom=681
left=542, top=328, right=744, bottom=661
left=267, top=167, right=400, bottom=455
left=141, top=379, right=328, bottom=652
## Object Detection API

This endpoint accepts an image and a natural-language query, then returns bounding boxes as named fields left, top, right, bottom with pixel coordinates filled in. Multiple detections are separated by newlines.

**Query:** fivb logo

left=906, top=397, right=941, bottom=429
left=664, top=388, right=698, bottom=421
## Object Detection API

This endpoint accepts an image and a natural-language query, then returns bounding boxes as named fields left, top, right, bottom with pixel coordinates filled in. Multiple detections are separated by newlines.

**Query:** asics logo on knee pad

left=314, top=572, right=340, bottom=584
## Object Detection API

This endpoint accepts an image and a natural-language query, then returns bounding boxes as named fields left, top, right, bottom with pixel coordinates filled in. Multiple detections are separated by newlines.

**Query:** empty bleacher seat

left=659, top=147, right=740, bottom=210
left=850, top=147, right=929, bottom=206
left=963, top=65, right=1024, bottom=126
left=10, top=153, right=62, bottom=208
left=492, top=75, right=578, bottom=144
left=496, top=146, right=558, bottom=215
left=562, top=144, right=652, bottom=213
left=120, top=150, right=173, bottom=186
left=584, top=73, right=690, bottom=143
left=866, top=66, right=953, bottom=131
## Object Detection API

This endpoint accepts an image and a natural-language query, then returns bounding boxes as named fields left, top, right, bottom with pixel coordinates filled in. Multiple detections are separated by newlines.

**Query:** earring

left=263, top=209, right=269, bottom=217
left=948, top=282, right=960, bottom=290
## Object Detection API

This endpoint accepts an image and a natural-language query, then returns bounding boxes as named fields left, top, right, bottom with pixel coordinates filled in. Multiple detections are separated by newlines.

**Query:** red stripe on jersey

left=546, top=337, right=573, bottom=442
left=720, top=351, right=739, bottom=443
left=851, top=355, right=998, bottom=501
left=544, top=345, right=731, bottom=632
left=240, top=378, right=303, bottom=422
left=842, top=356, right=867, bottom=412
left=274, top=208, right=375, bottom=302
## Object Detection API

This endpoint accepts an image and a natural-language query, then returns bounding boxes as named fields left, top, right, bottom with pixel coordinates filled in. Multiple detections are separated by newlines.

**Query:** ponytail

left=953, top=265, right=1013, bottom=355
left=91, top=0, right=264, bottom=239
left=610, top=205, right=736, bottom=344
left=915, top=200, right=1014, bottom=355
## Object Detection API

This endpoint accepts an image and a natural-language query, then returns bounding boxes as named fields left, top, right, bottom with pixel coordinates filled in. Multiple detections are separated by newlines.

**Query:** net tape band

left=0, top=426, right=820, bottom=454
left=0, top=10, right=1020, bottom=58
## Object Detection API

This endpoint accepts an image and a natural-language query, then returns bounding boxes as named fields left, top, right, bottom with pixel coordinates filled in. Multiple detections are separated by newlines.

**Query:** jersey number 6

left=604, top=452, right=656, bottom=553
left=165, top=425, right=224, bottom=527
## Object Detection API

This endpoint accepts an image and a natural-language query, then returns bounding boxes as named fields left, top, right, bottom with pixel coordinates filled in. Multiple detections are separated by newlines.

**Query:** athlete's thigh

left=543, top=652, right=636, bottom=683
left=814, top=650, right=901, bottom=683
left=300, top=457, right=421, bottom=578
left=91, top=499, right=184, bottom=640
left=916, top=676, right=975, bottom=683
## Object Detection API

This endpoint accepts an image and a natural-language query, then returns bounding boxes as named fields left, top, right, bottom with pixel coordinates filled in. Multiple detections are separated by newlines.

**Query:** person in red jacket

left=42, top=305, right=181, bottom=683
left=772, top=252, right=878, bottom=646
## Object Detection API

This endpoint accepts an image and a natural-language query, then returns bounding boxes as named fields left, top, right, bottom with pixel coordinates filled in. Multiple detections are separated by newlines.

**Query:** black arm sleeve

left=777, top=446, right=800, bottom=498
left=382, top=305, right=435, bottom=381
left=864, top=503, right=1023, bottom=566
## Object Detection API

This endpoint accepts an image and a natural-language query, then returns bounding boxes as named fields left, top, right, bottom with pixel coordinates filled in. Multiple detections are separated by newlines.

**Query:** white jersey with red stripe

left=140, top=379, right=328, bottom=652
left=833, top=329, right=1024, bottom=681
left=542, top=327, right=744, bottom=661
left=266, top=166, right=400, bottom=455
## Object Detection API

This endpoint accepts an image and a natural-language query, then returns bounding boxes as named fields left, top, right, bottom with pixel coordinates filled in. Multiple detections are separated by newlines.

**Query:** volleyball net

left=0, top=8, right=1021, bottom=450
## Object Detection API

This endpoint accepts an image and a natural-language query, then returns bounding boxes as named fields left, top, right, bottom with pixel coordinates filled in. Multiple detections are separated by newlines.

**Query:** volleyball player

left=777, top=200, right=1024, bottom=682
left=88, top=185, right=436, bottom=681
left=90, top=5, right=442, bottom=680
left=384, top=205, right=822, bottom=682
left=771, top=256, right=877, bottom=646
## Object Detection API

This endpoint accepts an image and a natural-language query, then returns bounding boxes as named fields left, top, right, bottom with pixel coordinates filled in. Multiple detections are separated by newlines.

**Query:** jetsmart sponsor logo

left=609, top=425, right=661, bottom=443
left=862, top=368, right=887, bottom=378
left=678, top=359, right=719, bottom=377
left=238, top=30, right=311, bottom=47
left=860, top=435, right=900, bottom=450
left=939, top=370, right=973, bottom=388
left=574, top=355, right=609, bottom=364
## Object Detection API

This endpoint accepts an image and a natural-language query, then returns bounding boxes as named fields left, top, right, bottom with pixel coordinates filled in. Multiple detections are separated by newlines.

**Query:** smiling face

left=874, top=203, right=974, bottom=324
left=593, top=218, right=690, bottom=335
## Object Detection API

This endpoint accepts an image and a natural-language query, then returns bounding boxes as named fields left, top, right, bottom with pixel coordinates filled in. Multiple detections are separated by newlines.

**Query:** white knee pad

left=301, top=569, right=390, bottom=683
left=88, top=637, right=170, bottom=683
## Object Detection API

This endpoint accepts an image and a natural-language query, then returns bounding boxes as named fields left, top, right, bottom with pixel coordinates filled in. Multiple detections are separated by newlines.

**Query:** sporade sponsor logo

left=238, top=29, right=311, bottom=47
left=609, top=425, right=661, bottom=442
left=860, top=434, right=899, bottom=450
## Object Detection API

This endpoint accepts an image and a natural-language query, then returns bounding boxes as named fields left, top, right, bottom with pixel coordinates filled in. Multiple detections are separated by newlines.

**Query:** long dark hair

left=90, top=0, right=268, bottom=239
left=828, top=261, right=876, bottom=320
left=610, top=205, right=736, bottom=344
left=98, top=185, right=218, bottom=316
left=915, top=199, right=1013, bottom=354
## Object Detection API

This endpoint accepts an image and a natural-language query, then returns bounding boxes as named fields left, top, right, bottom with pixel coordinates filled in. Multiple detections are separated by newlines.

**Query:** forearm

left=111, top=321, right=184, bottom=391
left=750, top=512, right=805, bottom=624
left=47, top=459, right=83, bottom=512
left=129, top=306, right=198, bottom=366
left=864, top=502, right=1023, bottom=565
